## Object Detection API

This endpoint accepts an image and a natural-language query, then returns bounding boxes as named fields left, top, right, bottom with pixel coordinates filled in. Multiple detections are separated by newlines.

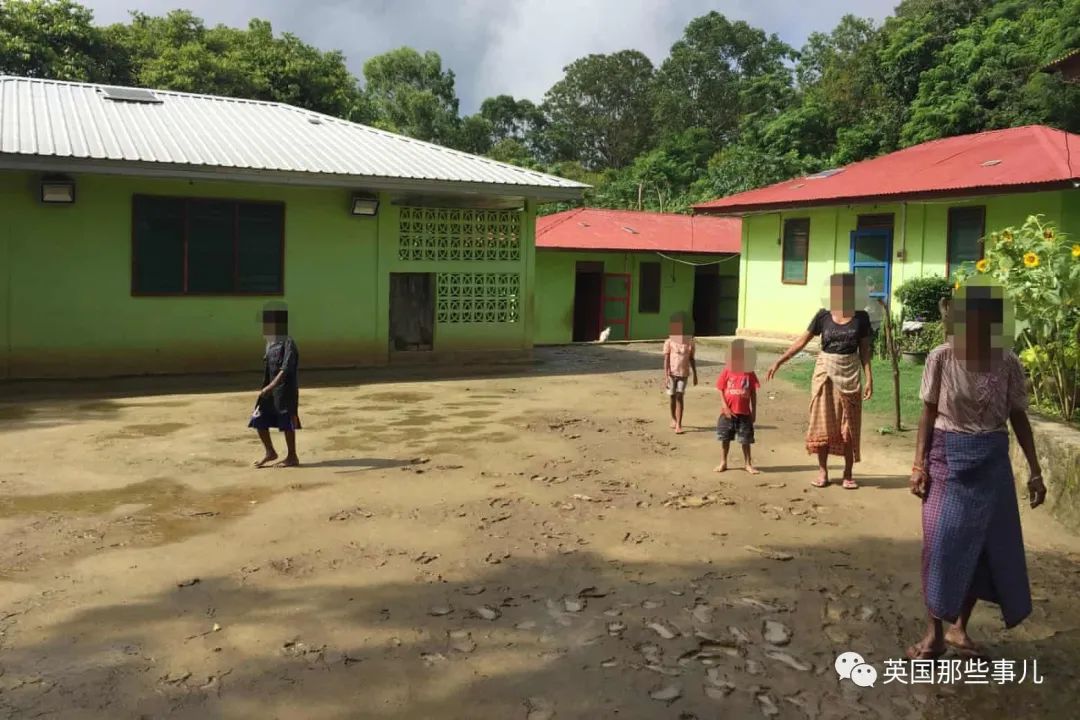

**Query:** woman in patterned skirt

left=767, top=273, right=874, bottom=489
left=907, top=288, right=1046, bottom=659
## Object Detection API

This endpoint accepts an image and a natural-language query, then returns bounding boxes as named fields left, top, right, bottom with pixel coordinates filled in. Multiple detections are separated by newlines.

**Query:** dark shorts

left=717, top=414, right=754, bottom=444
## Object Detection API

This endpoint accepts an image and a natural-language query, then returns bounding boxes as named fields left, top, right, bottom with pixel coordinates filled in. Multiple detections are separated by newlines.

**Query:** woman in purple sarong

left=906, top=287, right=1047, bottom=660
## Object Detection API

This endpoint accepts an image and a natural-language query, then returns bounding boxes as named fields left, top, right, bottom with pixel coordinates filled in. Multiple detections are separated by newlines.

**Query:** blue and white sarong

left=922, top=429, right=1031, bottom=628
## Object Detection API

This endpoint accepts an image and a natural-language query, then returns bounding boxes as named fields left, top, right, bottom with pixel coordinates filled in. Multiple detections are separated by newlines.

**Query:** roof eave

left=536, top=246, right=738, bottom=255
left=693, top=180, right=1080, bottom=215
left=0, top=154, right=589, bottom=202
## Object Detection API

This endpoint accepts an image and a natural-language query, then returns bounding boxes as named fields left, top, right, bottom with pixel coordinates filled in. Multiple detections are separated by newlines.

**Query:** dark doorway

left=389, top=273, right=434, bottom=351
left=572, top=261, right=604, bottom=342
left=692, top=263, right=721, bottom=336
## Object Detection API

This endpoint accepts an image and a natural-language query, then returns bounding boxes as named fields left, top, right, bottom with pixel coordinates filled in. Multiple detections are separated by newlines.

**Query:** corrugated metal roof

left=0, top=76, right=587, bottom=200
left=537, top=207, right=740, bottom=253
left=694, top=125, right=1080, bottom=214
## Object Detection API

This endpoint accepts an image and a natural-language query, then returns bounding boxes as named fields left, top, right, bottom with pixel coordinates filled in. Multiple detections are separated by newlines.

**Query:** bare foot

left=744, top=464, right=761, bottom=475
left=674, top=426, right=684, bottom=435
left=714, top=463, right=728, bottom=473
left=670, top=420, right=677, bottom=429
left=275, top=455, right=300, bottom=468
left=945, top=626, right=981, bottom=656
left=254, top=452, right=278, bottom=468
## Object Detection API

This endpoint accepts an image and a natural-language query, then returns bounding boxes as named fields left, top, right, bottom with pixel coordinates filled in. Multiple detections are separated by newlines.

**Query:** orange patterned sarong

left=805, top=352, right=862, bottom=461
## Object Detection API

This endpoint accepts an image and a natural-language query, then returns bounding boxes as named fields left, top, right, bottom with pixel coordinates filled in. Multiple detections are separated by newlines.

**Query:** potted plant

left=898, top=321, right=944, bottom=364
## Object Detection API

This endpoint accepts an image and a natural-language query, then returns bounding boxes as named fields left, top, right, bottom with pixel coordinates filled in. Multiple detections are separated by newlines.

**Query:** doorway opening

left=572, top=262, right=604, bottom=342
left=692, top=263, right=721, bottom=336
left=389, top=273, right=435, bottom=351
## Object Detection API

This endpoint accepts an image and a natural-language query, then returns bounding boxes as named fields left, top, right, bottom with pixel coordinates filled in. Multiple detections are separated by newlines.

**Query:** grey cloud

left=82, top=0, right=898, bottom=112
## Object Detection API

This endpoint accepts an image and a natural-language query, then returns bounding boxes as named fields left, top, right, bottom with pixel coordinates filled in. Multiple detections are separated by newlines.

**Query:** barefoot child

left=715, top=339, right=760, bottom=474
left=250, top=305, right=301, bottom=468
left=663, top=312, right=697, bottom=434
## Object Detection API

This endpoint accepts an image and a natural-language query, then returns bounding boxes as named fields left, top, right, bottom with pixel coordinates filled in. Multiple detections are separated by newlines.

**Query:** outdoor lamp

left=350, top=193, right=379, bottom=216
left=41, top=177, right=75, bottom=204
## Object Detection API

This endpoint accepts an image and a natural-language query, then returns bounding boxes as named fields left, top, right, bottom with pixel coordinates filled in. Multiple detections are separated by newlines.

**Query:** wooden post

left=879, top=298, right=902, bottom=430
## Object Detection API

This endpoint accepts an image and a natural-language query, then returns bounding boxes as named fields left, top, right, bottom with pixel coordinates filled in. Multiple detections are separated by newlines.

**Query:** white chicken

left=598, top=326, right=612, bottom=342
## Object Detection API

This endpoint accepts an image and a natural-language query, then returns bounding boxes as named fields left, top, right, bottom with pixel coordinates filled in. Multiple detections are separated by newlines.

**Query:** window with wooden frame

left=132, top=196, right=284, bottom=295
left=638, top=261, right=661, bottom=313
left=946, top=206, right=986, bottom=277
left=781, top=218, right=810, bottom=284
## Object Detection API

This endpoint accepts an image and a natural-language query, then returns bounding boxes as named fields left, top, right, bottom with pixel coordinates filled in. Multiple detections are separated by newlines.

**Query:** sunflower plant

left=953, top=215, right=1080, bottom=421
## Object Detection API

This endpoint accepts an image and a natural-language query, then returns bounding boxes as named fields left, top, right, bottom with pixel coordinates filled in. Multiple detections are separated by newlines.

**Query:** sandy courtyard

left=2, top=344, right=1079, bottom=720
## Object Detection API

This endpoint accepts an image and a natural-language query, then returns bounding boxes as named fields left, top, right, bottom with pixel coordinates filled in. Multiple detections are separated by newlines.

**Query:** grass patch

left=779, top=356, right=926, bottom=431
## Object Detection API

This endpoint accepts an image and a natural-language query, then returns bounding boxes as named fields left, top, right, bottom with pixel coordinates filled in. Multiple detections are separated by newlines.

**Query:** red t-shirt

left=716, top=369, right=760, bottom=416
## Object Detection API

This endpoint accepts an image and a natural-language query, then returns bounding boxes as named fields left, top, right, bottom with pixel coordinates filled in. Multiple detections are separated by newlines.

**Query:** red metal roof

left=694, top=125, right=1080, bottom=215
left=536, top=207, right=741, bottom=254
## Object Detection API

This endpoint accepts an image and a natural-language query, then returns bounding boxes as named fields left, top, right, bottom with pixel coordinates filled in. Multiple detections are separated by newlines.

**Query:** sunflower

left=1023, top=251, right=1040, bottom=268
left=1001, top=230, right=1014, bottom=243
left=1044, top=228, right=1056, bottom=241
left=975, top=258, right=989, bottom=272
left=1073, top=244, right=1080, bottom=258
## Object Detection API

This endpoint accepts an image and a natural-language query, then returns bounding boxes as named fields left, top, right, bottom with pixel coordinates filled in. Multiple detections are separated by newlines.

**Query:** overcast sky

left=81, top=0, right=899, bottom=113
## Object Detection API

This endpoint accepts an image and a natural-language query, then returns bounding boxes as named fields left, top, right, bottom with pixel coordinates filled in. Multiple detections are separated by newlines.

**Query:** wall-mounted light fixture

left=350, top=193, right=379, bottom=216
left=41, top=177, right=76, bottom=204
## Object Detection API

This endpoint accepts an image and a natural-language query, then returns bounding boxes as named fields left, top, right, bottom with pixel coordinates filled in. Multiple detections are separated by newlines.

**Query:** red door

left=602, top=273, right=631, bottom=340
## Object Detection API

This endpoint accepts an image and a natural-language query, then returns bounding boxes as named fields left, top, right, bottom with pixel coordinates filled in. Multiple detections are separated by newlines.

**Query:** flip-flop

left=945, top=638, right=986, bottom=659
left=811, top=477, right=829, bottom=488
left=906, top=643, right=946, bottom=660
left=842, top=478, right=859, bottom=490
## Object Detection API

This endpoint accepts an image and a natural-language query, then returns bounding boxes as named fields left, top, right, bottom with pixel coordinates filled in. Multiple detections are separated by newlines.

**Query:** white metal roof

left=0, top=76, right=587, bottom=200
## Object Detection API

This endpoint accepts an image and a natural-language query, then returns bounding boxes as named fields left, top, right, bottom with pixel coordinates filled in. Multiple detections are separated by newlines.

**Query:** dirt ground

left=2, top=343, right=1080, bottom=720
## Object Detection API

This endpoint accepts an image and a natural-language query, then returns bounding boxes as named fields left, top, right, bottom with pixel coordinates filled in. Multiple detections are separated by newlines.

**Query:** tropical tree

left=0, top=0, right=119, bottom=81
left=541, top=50, right=656, bottom=169
left=363, top=47, right=461, bottom=145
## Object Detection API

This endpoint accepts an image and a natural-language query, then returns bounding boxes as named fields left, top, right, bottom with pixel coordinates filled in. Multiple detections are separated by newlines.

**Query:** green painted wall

left=738, top=189, right=1075, bottom=336
left=0, top=170, right=536, bottom=378
left=534, top=249, right=738, bottom=344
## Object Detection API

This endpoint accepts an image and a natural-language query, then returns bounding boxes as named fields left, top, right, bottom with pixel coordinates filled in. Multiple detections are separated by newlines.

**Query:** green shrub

left=895, top=276, right=952, bottom=321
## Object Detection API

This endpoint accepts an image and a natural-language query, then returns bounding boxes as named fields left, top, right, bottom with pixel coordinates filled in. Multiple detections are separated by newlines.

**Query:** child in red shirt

left=715, top=339, right=761, bottom=474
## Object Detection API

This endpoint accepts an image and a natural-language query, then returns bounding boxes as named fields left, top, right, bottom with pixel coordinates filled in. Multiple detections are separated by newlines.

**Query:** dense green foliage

left=895, top=276, right=953, bottom=321
left=3, top=0, right=1079, bottom=212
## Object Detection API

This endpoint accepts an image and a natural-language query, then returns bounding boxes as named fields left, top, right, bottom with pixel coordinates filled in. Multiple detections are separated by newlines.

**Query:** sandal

left=811, top=476, right=829, bottom=488
left=841, top=477, right=858, bottom=490
left=906, top=642, right=946, bottom=660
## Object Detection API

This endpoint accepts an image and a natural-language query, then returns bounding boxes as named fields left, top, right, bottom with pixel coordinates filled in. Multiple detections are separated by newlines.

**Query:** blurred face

left=728, top=340, right=757, bottom=373
left=669, top=313, right=690, bottom=339
left=829, top=274, right=856, bottom=315
left=262, top=310, right=286, bottom=339
left=952, top=302, right=1003, bottom=372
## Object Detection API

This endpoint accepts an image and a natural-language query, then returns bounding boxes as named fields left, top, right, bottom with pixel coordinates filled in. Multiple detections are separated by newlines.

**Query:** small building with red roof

left=693, top=124, right=1080, bottom=338
left=535, top=207, right=741, bottom=343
